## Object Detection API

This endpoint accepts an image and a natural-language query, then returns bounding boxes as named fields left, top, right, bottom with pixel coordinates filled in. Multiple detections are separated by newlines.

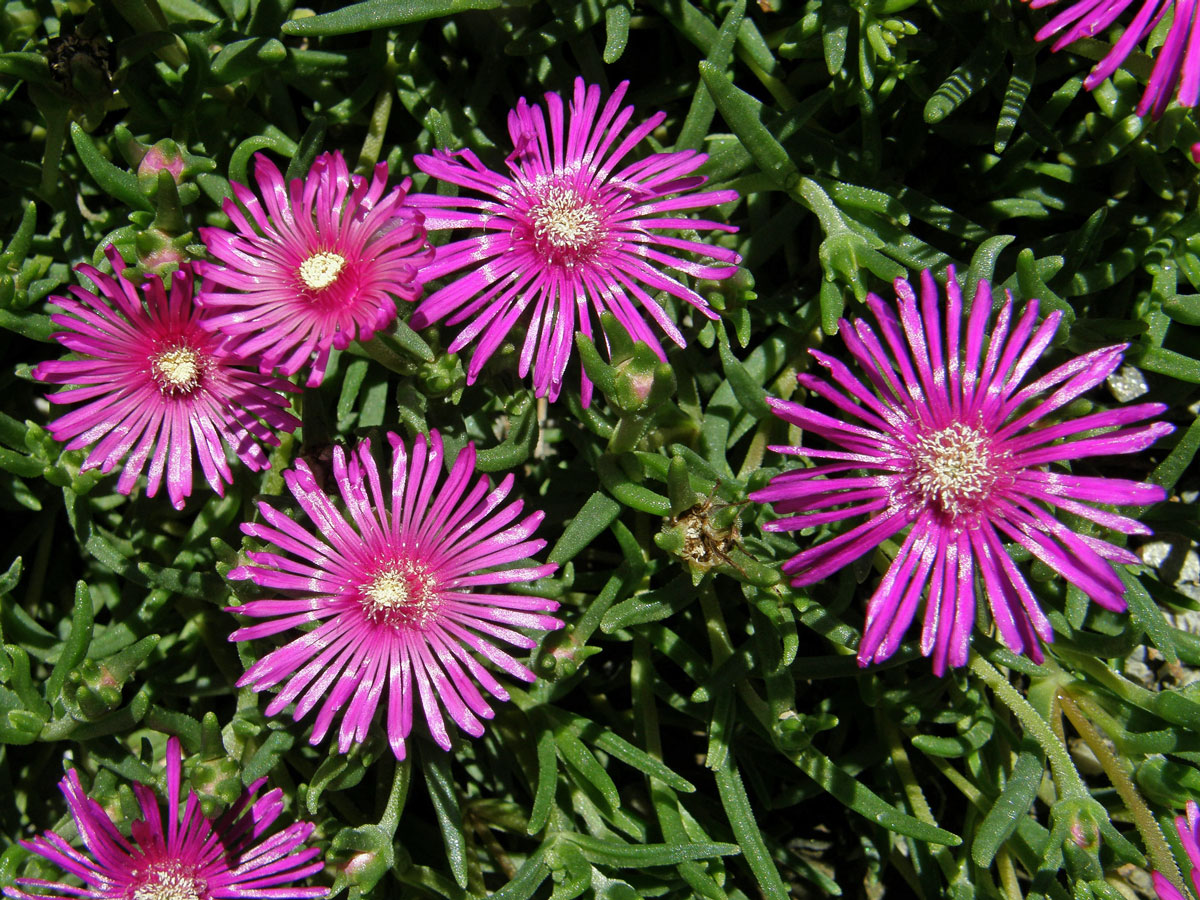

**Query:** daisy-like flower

left=35, top=247, right=298, bottom=511
left=1155, top=799, right=1200, bottom=900
left=750, top=267, right=1172, bottom=674
left=197, top=151, right=433, bottom=387
left=227, top=430, right=562, bottom=759
left=1026, top=0, right=1200, bottom=118
left=407, top=77, right=742, bottom=404
left=5, top=736, right=323, bottom=900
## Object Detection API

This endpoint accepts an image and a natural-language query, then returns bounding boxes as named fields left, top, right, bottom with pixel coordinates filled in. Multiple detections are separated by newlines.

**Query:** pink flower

left=5, top=737, right=323, bottom=900
left=35, top=247, right=299, bottom=510
left=750, top=267, right=1172, bottom=674
left=197, top=151, right=433, bottom=387
left=227, top=431, right=562, bottom=759
left=1155, top=800, right=1200, bottom=900
left=1026, top=0, right=1200, bottom=118
left=408, top=77, right=742, bottom=404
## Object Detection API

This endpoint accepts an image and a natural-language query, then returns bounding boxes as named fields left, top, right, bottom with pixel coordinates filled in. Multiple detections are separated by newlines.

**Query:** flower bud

left=137, top=139, right=185, bottom=186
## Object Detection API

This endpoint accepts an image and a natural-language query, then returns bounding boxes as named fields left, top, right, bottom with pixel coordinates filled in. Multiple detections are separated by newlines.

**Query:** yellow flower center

left=528, top=185, right=605, bottom=265
left=298, top=251, right=346, bottom=291
left=908, top=422, right=999, bottom=517
left=361, top=559, right=440, bottom=629
left=151, top=346, right=202, bottom=395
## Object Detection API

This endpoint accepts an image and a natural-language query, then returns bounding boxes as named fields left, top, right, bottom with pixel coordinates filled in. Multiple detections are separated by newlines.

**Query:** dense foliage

left=2, top=0, right=1200, bottom=898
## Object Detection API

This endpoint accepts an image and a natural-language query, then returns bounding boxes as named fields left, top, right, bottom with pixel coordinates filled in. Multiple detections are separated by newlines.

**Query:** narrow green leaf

left=676, top=0, right=744, bottom=152
left=422, top=750, right=469, bottom=889
left=1, top=201, right=38, bottom=263
left=0, top=51, right=52, bottom=83
left=995, top=52, right=1034, bottom=153
left=210, top=37, right=286, bottom=83
left=286, top=115, right=328, bottom=182
left=699, top=62, right=797, bottom=191
left=242, top=729, right=294, bottom=783
left=1014, top=248, right=1074, bottom=327
left=137, top=562, right=222, bottom=599
left=924, top=39, right=1003, bottom=124
left=0, top=447, right=42, bottom=477
left=969, top=748, right=1046, bottom=868
left=1122, top=570, right=1178, bottom=665
left=1150, top=415, right=1200, bottom=493
left=228, top=129, right=298, bottom=189
left=4, top=645, right=50, bottom=719
left=1134, top=345, right=1200, bottom=383
left=528, top=725, right=558, bottom=834
left=602, top=574, right=696, bottom=632
left=714, top=755, right=790, bottom=900
left=549, top=492, right=621, bottom=566
left=336, top=359, right=370, bottom=425
left=70, top=123, right=152, bottom=212
left=794, top=745, right=961, bottom=846
left=598, top=456, right=671, bottom=516
left=45, top=581, right=93, bottom=700
left=602, top=2, right=632, bottom=63
left=717, top=329, right=768, bottom=419
left=282, top=0, right=502, bottom=35
left=0, top=557, right=21, bottom=596
left=1163, top=293, right=1200, bottom=326
left=544, top=707, right=695, bottom=793
left=489, top=848, right=549, bottom=900
left=564, top=833, right=739, bottom=867
left=555, top=722, right=621, bottom=812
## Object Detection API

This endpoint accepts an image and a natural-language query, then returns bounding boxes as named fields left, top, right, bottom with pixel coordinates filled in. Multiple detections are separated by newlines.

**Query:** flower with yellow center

left=298, top=251, right=346, bottom=292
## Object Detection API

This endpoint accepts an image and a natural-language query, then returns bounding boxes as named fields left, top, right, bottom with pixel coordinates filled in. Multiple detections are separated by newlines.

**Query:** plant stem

left=968, top=654, right=1090, bottom=803
left=1058, top=689, right=1180, bottom=894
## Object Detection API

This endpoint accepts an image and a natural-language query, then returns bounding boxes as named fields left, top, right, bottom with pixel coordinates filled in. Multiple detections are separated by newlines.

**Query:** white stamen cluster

left=131, top=865, right=206, bottom=900
left=908, top=422, right=999, bottom=517
left=151, top=346, right=203, bottom=395
left=528, top=185, right=605, bottom=265
left=298, top=251, right=347, bottom=291
left=361, top=559, right=440, bottom=628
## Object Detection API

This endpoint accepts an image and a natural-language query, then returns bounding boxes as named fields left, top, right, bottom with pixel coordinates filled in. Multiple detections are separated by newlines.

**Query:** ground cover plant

left=2, top=0, right=1200, bottom=897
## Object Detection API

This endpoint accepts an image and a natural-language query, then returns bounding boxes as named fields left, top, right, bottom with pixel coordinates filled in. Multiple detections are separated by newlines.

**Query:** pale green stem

left=1058, top=690, right=1181, bottom=894
left=968, top=655, right=1090, bottom=803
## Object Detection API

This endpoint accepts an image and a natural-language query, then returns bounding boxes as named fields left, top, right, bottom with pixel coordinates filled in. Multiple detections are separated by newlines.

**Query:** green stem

left=884, top=719, right=956, bottom=881
left=996, top=848, right=1023, bottom=900
left=968, top=654, right=1090, bottom=803
left=1058, top=690, right=1180, bottom=894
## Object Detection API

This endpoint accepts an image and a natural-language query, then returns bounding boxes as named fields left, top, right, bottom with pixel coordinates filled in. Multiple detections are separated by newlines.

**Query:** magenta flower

left=197, top=151, right=433, bottom=387
left=1155, top=800, right=1200, bottom=900
left=407, top=77, right=742, bottom=404
left=5, top=737, right=323, bottom=900
left=227, top=431, right=562, bottom=759
left=1027, top=0, right=1200, bottom=118
left=750, top=267, right=1172, bottom=674
left=35, top=247, right=298, bottom=510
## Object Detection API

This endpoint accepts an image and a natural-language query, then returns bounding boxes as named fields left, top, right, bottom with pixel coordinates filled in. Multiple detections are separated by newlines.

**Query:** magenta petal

left=755, top=266, right=1170, bottom=674
left=35, top=251, right=298, bottom=510
left=411, top=77, right=741, bottom=404
left=13, top=738, right=321, bottom=900
left=228, top=430, right=560, bottom=758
